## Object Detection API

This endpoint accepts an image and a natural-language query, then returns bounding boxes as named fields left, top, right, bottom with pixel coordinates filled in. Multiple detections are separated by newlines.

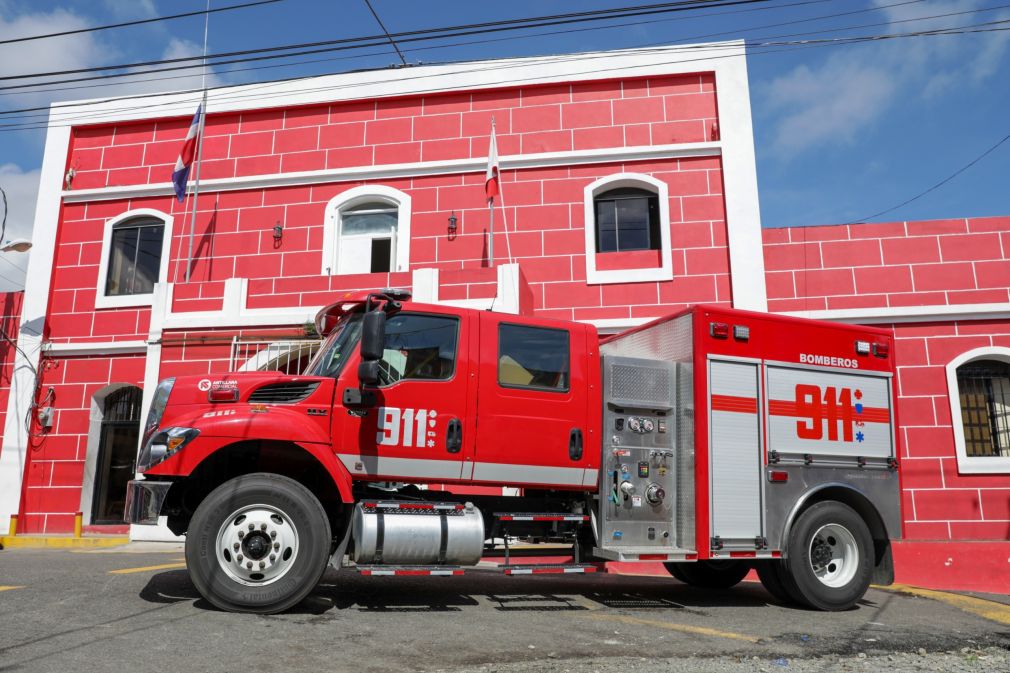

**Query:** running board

left=592, top=546, right=697, bottom=562
left=500, top=563, right=598, bottom=575
left=356, top=565, right=464, bottom=576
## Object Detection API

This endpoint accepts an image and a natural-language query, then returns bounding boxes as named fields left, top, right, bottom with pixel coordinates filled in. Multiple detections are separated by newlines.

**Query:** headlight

left=137, top=426, right=199, bottom=473
left=142, top=377, right=175, bottom=450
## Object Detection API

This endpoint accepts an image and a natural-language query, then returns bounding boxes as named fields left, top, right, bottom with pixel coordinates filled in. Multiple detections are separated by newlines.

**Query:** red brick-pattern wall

left=762, top=217, right=1010, bottom=312
left=18, top=353, right=146, bottom=534
left=891, top=321, right=1010, bottom=541
left=0, top=291, right=24, bottom=449
left=67, top=74, right=718, bottom=190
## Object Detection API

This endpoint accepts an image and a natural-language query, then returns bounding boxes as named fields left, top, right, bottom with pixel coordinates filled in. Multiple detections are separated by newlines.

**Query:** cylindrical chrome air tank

left=352, top=502, right=485, bottom=566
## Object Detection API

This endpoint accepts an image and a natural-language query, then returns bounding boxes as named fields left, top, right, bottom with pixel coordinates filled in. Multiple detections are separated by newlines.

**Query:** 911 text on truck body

left=126, top=291, right=901, bottom=613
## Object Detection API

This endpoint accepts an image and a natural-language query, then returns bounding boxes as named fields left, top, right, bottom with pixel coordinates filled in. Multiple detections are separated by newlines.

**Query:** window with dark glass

left=498, top=324, right=570, bottom=392
left=594, top=187, right=660, bottom=253
left=957, top=359, right=1010, bottom=457
left=377, top=313, right=458, bottom=386
left=105, top=217, right=165, bottom=296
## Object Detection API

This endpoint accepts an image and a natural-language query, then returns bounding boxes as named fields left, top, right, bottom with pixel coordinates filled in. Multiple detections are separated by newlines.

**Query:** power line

left=845, top=131, right=1010, bottom=224
left=0, top=0, right=284, bottom=47
left=363, top=0, right=408, bottom=67
left=0, top=0, right=898, bottom=106
left=0, top=0, right=772, bottom=87
left=1, top=18, right=1006, bottom=134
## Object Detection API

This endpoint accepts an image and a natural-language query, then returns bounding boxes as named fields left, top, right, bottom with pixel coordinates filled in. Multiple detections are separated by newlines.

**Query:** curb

left=0, top=535, right=130, bottom=549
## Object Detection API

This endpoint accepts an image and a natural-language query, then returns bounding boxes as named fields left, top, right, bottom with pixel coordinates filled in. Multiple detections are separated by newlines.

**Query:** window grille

left=957, top=359, right=1010, bottom=457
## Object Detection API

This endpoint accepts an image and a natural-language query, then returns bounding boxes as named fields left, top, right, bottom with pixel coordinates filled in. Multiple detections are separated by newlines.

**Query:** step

left=500, top=563, right=598, bottom=575
left=494, top=513, right=589, bottom=522
left=355, top=565, right=465, bottom=576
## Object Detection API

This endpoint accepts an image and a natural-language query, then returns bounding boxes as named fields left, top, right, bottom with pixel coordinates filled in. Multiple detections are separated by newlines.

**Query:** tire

left=664, top=560, right=750, bottom=589
left=185, top=473, right=331, bottom=614
left=755, top=560, right=795, bottom=605
left=778, top=501, right=874, bottom=611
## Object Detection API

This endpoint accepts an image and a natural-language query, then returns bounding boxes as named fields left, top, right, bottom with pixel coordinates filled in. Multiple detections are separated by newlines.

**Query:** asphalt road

left=1, top=544, right=1007, bottom=673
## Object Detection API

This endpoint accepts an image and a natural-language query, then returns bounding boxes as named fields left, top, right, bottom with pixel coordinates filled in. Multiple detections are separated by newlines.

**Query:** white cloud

left=759, top=0, right=1010, bottom=156
left=0, top=163, right=40, bottom=291
left=101, top=0, right=158, bottom=19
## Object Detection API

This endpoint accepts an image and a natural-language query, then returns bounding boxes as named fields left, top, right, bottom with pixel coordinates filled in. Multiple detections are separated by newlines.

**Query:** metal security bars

left=957, top=359, right=1010, bottom=458
left=229, top=338, right=323, bottom=375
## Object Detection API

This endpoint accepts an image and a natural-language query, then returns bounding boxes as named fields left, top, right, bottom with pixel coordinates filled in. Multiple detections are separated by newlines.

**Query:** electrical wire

left=0, top=0, right=836, bottom=104
left=1, top=19, right=1006, bottom=133
left=0, top=0, right=922, bottom=110
left=0, top=0, right=285, bottom=47
left=363, top=0, right=408, bottom=67
left=0, top=0, right=775, bottom=86
left=845, top=131, right=1010, bottom=224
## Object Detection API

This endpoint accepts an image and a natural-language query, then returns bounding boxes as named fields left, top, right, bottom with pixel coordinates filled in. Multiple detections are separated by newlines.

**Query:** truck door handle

left=446, top=418, right=462, bottom=453
left=569, top=428, right=583, bottom=461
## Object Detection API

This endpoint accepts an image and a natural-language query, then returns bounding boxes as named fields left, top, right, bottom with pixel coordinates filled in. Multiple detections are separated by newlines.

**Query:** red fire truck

left=126, top=291, right=901, bottom=614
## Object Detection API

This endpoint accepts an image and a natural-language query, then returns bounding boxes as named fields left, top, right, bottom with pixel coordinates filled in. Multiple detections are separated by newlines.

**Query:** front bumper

left=124, top=479, right=173, bottom=525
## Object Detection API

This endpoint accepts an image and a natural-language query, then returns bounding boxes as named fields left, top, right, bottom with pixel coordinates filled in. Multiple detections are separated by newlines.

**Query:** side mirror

left=360, top=310, right=386, bottom=362
left=358, top=360, right=380, bottom=387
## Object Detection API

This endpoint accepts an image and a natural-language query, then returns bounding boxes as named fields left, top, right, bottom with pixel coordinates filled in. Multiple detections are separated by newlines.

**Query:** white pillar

left=0, top=125, right=71, bottom=535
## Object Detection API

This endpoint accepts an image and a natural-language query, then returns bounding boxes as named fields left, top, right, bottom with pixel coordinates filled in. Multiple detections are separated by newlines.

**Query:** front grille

left=247, top=381, right=320, bottom=404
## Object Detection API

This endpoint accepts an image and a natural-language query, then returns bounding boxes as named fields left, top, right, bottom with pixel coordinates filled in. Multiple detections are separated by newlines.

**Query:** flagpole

left=185, top=0, right=211, bottom=283
left=488, top=117, right=496, bottom=268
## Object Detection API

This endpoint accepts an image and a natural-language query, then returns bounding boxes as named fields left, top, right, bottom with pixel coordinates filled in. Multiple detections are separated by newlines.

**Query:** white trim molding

left=583, top=173, right=672, bottom=285
left=44, top=340, right=148, bottom=356
left=945, top=346, right=1010, bottom=475
left=781, top=303, right=1010, bottom=325
left=94, top=209, right=174, bottom=309
left=62, top=143, right=721, bottom=204
left=321, top=185, right=411, bottom=276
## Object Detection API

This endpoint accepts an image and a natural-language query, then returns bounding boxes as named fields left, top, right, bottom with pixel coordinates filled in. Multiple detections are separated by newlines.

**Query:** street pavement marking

left=0, top=585, right=25, bottom=592
left=880, top=584, right=1010, bottom=626
left=587, top=613, right=761, bottom=643
left=108, top=561, right=187, bottom=575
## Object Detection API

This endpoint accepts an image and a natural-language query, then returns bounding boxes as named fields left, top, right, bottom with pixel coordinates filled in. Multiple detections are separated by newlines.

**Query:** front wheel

left=185, top=473, right=332, bottom=614
left=664, top=560, right=750, bottom=589
left=779, top=501, right=874, bottom=611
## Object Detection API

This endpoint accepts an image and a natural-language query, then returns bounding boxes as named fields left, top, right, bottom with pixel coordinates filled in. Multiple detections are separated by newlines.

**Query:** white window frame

left=95, top=208, right=174, bottom=309
left=946, top=346, right=1010, bottom=474
left=583, top=173, right=672, bottom=285
left=321, top=185, right=411, bottom=276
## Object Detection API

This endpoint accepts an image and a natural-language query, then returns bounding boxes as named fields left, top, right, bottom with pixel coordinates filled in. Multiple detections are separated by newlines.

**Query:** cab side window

left=378, top=314, right=458, bottom=386
left=498, top=324, right=570, bottom=392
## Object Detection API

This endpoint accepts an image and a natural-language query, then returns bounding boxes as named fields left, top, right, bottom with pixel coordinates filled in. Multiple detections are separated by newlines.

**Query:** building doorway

left=90, top=385, right=143, bottom=525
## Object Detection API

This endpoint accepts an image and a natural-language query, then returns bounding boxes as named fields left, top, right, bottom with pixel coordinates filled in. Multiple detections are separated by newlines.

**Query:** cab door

left=337, top=308, right=474, bottom=483
left=470, top=313, right=593, bottom=489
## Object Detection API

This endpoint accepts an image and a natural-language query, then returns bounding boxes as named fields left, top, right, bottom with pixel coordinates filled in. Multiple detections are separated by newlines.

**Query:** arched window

left=322, top=185, right=411, bottom=276
left=96, top=209, right=173, bottom=308
left=594, top=187, right=660, bottom=253
left=946, top=347, right=1010, bottom=474
left=583, top=173, right=672, bottom=284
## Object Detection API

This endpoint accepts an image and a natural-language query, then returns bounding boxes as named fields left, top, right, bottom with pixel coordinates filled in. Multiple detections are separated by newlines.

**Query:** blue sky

left=0, top=0, right=1008, bottom=290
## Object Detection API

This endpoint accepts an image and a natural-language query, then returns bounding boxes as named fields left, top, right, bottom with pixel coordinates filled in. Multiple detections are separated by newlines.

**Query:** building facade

left=0, top=42, right=1006, bottom=590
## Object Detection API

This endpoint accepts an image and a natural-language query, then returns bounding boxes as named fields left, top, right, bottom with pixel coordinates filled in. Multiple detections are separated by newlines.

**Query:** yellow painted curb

left=879, top=584, right=1010, bottom=626
left=0, top=535, right=129, bottom=549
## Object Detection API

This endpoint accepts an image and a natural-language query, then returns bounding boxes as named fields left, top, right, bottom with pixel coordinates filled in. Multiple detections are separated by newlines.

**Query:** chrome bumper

left=124, top=479, right=172, bottom=525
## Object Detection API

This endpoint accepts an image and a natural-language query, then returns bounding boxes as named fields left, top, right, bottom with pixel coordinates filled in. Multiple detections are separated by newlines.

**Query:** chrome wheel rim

left=215, top=504, right=299, bottom=586
left=808, top=523, right=858, bottom=588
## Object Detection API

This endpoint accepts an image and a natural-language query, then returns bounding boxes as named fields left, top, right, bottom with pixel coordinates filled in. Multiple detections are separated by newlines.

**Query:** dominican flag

left=485, top=122, right=499, bottom=203
left=172, top=104, right=202, bottom=202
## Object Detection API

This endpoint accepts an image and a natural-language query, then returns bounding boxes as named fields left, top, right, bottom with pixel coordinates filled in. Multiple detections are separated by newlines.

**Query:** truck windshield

left=304, top=312, right=363, bottom=378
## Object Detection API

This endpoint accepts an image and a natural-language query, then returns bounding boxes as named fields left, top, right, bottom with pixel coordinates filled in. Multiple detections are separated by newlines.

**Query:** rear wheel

left=185, top=473, right=331, bottom=614
left=664, top=559, right=750, bottom=589
left=778, top=501, right=873, bottom=611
